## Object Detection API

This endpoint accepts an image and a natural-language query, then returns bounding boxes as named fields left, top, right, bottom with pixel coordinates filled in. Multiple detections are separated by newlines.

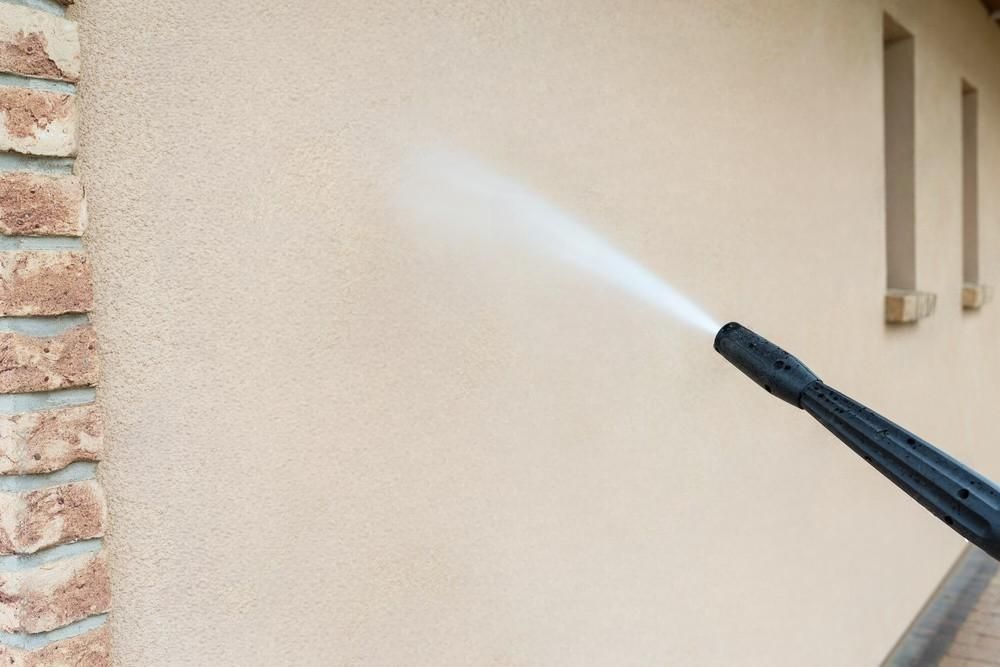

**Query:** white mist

left=395, top=147, right=719, bottom=336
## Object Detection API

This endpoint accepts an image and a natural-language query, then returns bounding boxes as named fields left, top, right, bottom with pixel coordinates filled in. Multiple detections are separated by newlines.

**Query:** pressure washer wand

left=715, top=322, right=1000, bottom=560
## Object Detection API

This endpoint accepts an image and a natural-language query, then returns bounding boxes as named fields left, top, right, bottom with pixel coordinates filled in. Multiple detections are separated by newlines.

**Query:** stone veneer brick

left=0, top=87, right=77, bottom=157
left=0, top=251, right=93, bottom=316
left=0, top=172, right=86, bottom=237
left=0, top=4, right=79, bottom=83
left=0, top=325, right=99, bottom=394
left=0, top=2, right=109, bottom=660
left=0, top=404, right=103, bottom=475
left=0, top=481, right=107, bottom=555
left=0, top=551, right=110, bottom=634
left=0, top=625, right=110, bottom=667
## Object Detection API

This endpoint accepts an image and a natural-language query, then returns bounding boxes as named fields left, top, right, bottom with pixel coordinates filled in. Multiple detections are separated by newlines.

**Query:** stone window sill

left=962, top=283, right=992, bottom=310
left=885, top=289, right=937, bottom=323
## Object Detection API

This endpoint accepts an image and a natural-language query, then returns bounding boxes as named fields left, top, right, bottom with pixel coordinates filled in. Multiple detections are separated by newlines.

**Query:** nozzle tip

left=714, top=322, right=820, bottom=407
left=713, top=322, right=741, bottom=353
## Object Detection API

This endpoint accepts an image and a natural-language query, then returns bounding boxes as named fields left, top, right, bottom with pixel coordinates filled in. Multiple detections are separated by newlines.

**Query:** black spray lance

left=715, top=322, right=1000, bottom=560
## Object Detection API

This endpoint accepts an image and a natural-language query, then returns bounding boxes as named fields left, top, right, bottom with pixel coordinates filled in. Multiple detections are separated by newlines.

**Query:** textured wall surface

left=74, top=0, right=1000, bottom=665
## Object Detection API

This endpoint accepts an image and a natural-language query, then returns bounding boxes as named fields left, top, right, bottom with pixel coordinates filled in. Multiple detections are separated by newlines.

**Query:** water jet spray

left=715, top=322, right=1000, bottom=560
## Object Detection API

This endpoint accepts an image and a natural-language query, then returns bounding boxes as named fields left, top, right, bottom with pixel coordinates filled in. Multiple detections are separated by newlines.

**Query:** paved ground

left=937, top=571, right=1000, bottom=667
left=885, top=546, right=1000, bottom=666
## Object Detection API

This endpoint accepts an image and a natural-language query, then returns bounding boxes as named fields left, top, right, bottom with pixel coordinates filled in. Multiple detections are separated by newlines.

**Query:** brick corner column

left=0, top=1, right=112, bottom=664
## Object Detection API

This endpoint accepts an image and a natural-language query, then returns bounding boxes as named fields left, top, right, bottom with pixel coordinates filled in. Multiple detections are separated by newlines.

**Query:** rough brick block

left=0, top=87, right=76, bottom=157
left=0, top=4, right=79, bottom=83
left=0, top=481, right=106, bottom=555
left=0, top=172, right=86, bottom=237
left=0, top=551, right=110, bottom=633
left=0, top=251, right=92, bottom=316
left=0, top=250, right=92, bottom=315
left=0, top=624, right=110, bottom=667
left=0, top=404, right=103, bottom=475
left=0, top=325, right=98, bottom=394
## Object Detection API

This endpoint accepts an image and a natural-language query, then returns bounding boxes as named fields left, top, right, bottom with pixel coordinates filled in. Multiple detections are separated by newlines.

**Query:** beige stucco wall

left=71, top=0, right=1000, bottom=664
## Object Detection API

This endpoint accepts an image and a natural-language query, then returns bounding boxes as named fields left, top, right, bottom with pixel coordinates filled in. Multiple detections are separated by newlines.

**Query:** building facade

left=0, top=0, right=998, bottom=664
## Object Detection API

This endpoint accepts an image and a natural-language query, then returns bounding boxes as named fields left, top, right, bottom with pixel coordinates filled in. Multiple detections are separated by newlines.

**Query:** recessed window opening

left=962, top=79, right=979, bottom=285
left=883, top=14, right=916, bottom=291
